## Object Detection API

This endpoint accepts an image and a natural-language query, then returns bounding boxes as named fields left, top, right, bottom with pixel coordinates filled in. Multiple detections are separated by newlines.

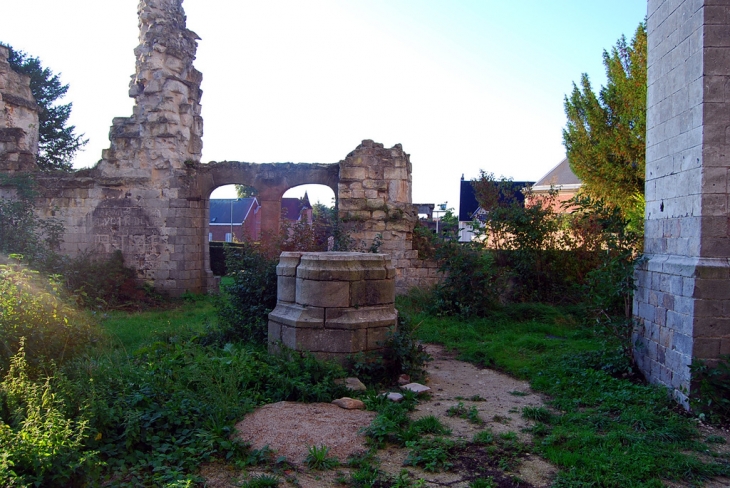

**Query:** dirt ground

left=201, top=344, right=730, bottom=487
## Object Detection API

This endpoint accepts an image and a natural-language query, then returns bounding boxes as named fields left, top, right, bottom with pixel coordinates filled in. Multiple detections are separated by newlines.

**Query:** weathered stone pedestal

left=268, top=252, right=397, bottom=363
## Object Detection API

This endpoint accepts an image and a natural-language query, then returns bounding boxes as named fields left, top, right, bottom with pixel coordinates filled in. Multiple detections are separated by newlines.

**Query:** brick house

left=209, top=198, right=261, bottom=242
left=209, top=194, right=313, bottom=242
left=527, top=158, right=582, bottom=212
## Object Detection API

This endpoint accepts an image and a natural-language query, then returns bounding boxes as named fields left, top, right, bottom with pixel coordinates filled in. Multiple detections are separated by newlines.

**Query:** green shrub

left=60, top=250, right=154, bottom=310
left=431, top=240, right=505, bottom=317
left=348, top=315, right=431, bottom=385
left=0, top=258, right=98, bottom=372
left=0, top=347, right=98, bottom=487
left=215, top=240, right=278, bottom=344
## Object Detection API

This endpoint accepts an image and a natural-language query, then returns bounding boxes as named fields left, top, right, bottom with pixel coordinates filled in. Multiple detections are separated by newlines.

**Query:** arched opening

left=206, top=183, right=262, bottom=280
left=280, top=184, right=337, bottom=252
left=201, top=163, right=341, bottom=285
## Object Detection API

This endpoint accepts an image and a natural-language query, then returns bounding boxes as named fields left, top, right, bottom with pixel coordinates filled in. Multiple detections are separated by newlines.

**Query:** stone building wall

left=0, top=46, right=39, bottom=173
left=635, top=0, right=730, bottom=407
left=0, top=0, right=441, bottom=297
left=338, top=140, right=440, bottom=294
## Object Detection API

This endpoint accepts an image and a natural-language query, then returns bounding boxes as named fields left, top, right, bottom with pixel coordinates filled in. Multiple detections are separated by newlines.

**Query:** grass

left=305, top=445, right=339, bottom=470
left=2, top=293, right=353, bottom=487
left=398, top=298, right=730, bottom=487
left=99, top=294, right=217, bottom=351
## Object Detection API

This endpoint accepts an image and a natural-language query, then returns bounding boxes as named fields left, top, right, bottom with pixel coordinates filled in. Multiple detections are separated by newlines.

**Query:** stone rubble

left=400, top=382, right=431, bottom=394
left=331, top=397, right=365, bottom=410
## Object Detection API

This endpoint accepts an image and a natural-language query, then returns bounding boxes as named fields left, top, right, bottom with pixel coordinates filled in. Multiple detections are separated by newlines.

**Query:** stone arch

left=198, top=161, right=339, bottom=239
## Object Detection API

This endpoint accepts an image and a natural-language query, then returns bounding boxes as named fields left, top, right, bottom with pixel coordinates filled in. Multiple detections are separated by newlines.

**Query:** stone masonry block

left=268, top=303, right=324, bottom=329
left=340, top=167, right=367, bottom=180
left=277, top=276, right=296, bottom=303
left=351, top=279, right=395, bottom=307
left=295, top=252, right=388, bottom=281
left=693, top=337, right=721, bottom=358
left=367, top=326, right=391, bottom=349
left=296, top=278, right=350, bottom=308
left=694, top=299, right=724, bottom=317
left=325, top=306, right=397, bottom=330
left=282, top=325, right=367, bottom=354
left=276, top=251, right=302, bottom=276
left=268, top=321, right=282, bottom=343
left=693, top=277, right=730, bottom=299
left=694, top=316, right=730, bottom=337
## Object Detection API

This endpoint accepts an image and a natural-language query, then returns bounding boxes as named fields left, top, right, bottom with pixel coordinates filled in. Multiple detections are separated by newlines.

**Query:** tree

left=3, top=44, right=87, bottom=171
left=235, top=184, right=258, bottom=198
left=563, top=23, right=646, bottom=228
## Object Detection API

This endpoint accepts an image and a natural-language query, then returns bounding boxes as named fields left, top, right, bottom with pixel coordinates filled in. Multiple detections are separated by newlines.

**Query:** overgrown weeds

left=348, top=314, right=432, bottom=386
left=690, top=354, right=730, bottom=424
left=0, top=257, right=99, bottom=372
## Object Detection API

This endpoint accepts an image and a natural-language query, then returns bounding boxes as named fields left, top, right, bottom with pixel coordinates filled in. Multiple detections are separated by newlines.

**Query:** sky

left=1, top=1, right=647, bottom=212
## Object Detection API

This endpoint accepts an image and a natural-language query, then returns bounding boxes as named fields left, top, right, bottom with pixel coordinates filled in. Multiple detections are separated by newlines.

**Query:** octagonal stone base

left=268, top=252, right=397, bottom=363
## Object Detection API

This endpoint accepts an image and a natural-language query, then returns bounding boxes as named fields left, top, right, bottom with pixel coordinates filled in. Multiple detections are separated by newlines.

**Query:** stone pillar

left=635, top=0, right=730, bottom=407
left=257, top=189, right=284, bottom=241
left=81, top=0, right=209, bottom=296
left=268, top=252, right=397, bottom=364
left=338, top=140, right=419, bottom=294
left=0, top=45, right=39, bottom=173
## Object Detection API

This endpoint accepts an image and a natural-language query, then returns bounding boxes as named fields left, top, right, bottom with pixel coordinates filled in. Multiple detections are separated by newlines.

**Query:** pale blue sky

left=2, top=1, right=647, bottom=209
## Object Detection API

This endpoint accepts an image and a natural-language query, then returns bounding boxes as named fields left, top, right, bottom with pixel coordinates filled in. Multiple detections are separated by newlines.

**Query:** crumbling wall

left=0, top=46, right=39, bottom=173
left=25, top=0, right=213, bottom=296
left=0, top=1, right=441, bottom=297
left=338, top=140, right=440, bottom=294
left=101, top=0, right=203, bottom=179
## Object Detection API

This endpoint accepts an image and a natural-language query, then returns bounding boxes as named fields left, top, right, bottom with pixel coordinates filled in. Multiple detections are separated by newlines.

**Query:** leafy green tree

left=235, top=184, right=258, bottom=198
left=3, top=44, right=87, bottom=171
left=563, top=23, right=646, bottom=228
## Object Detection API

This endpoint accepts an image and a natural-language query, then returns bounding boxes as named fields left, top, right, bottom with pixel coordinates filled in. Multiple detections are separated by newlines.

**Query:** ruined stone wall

left=635, top=0, right=730, bottom=407
left=0, top=46, right=39, bottom=173
left=338, top=140, right=441, bottom=294
left=0, top=1, right=441, bottom=297
left=22, top=0, right=214, bottom=296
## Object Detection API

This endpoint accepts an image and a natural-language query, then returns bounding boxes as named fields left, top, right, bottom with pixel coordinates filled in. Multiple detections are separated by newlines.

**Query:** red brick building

left=209, top=194, right=313, bottom=242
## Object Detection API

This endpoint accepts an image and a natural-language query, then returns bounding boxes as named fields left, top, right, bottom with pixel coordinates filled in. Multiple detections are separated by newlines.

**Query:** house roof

left=209, top=198, right=258, bottom=224
left=281, top=195, right=312, bottom=221
left=458, top=179, right=534, bottom=222
left=459, top=180, right=481, bottom=222
left=532, top=158, right=581, bottom=190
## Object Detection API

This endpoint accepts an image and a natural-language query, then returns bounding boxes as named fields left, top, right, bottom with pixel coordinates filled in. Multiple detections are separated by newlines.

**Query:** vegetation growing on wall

left=0, top=175, right=63, bottom=267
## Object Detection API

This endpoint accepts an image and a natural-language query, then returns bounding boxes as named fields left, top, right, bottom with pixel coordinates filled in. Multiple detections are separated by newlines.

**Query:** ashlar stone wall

left=0, top=46, right=39, bottom=173
left=635, top=0, right=730, bottom=407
